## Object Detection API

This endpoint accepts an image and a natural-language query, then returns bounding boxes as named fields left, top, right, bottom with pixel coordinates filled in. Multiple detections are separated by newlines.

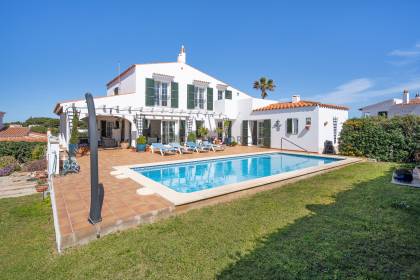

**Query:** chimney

left=292, top=95, right=301, bottom=103
left=403, top=89, right=410, bottom=104
left=177, top=45, right=186, bottom=64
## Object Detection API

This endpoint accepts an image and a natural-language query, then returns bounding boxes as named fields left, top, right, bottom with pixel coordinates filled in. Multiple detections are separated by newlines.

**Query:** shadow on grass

left=217, top=168, right=420, bottom=279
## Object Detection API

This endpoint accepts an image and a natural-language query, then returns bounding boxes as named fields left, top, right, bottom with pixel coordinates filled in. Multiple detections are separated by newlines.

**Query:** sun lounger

left=202, top=141, right=225, bottom=152
left=185, top=141, right=207, bottom=153
left=169, top=142, right=193, bottom=154
left=150, top=143, right=177, bottom=156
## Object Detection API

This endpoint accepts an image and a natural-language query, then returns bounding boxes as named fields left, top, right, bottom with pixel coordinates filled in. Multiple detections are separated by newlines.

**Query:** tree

left=69, top=111, right=79, bottom=145
left=253, top=77, right=276, bottom=99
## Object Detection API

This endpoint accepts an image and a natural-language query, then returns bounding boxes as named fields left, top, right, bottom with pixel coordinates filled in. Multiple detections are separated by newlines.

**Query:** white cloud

left=388, top=49, right=420, bottom=57
left=314, top=78, right=374, bottom=104
left=314, top=78, right=420, bottom=105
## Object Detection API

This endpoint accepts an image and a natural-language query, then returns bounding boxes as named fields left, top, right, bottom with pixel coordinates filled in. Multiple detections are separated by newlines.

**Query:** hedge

left=0, top=142, right=47, bottom=163
left=339, top=115, right=420, bottom=162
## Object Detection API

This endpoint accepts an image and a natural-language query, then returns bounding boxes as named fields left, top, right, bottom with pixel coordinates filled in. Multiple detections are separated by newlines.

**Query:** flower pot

left=36, top=185, right=48, bottom=193
left=121, top=142, right=129, bottom=149
left=136, top=144, right=146, bottom=152
left=68, top=143, right=78, bottom=156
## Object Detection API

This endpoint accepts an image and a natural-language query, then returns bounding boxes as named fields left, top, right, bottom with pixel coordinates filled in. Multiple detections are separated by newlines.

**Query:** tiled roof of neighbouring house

left=0, top=127, right=47, bottom=142
left=253, top=100, right=349, bottom=112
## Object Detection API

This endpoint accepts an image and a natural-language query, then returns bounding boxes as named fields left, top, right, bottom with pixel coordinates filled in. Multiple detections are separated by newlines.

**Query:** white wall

left=107, top=67, right=136, bottom=96
left=317, top=107, right=348, bottom=153
left=248, top=107, right=320, bottom=152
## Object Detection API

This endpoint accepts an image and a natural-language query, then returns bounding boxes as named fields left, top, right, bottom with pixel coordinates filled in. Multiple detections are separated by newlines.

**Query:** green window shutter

left=242, top=120, right=248, bottom=145
left=187, top=84, right=195, bottom=109
left=207, top=87, right=213, bottom=110
left=145, top=78, right=155, bottom=106
left=263, top=119, right=271, bottom=148
left=171, top=82, right=178, bottom=108
left=225, top=90, right=232, bottom=99
left=286, top=118, right=293, bottom=134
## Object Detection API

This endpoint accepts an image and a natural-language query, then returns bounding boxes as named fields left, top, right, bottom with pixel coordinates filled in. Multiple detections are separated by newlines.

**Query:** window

left=194, top=86, right=205, bottom=109
left=286, top=118, right=298, bottom=135
left=114, top=87, right=119, bottom=95
left=154, top=81, right=169, bottom=106
left=218, top=90, right=223, bottom=100
left=305, top=117, right=312, bottom=126
left=333, top=117, right=338, bottom=144
left=378, top=111, right=388, bottom=118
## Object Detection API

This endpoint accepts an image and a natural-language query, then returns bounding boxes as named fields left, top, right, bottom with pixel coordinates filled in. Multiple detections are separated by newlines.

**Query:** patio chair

left=185, top=141, right=207, bottom=153
left=169, top=142, right=193, bottom=154
left=150, top=143, right=177, bottom=156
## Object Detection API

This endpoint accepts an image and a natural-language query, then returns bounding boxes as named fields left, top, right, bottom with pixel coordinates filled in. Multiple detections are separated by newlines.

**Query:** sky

left=1, top=0, right=420, bottom=121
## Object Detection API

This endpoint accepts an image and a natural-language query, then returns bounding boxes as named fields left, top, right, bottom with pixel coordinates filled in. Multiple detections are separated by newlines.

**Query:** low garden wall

left=339, top=115, right=420, bottom=162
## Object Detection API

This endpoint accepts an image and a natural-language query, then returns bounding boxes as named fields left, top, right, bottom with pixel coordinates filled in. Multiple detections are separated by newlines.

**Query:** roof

left=0, top=127, right=47, bottom=142
left=253, top=100, right=349, bottom=112
left=406, top=98, right=420, bottom=105
left=0, top=127, right=30, bottom=137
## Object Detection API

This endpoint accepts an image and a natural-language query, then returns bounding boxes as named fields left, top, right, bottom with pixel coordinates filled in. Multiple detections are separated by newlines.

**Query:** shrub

left=29, top=126, right=48, bottom=134
left=0, top=165, right=15, bottom=176
left=31, top=144, right=46, bottom=160
left=0, top=142, right=47, bottom=163
left=0, top=156, right=19, bottom=169
left=187, top=132, right=196, bottom=142
left=339, top=115, right=420, bottom=162
left=136, top=135, right=147, bottom=145
left=22, top=159, right=47, bottom=172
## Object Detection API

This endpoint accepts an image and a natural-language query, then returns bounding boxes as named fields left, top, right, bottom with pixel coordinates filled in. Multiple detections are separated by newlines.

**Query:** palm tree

left=253, top=77, right=276, bottom=99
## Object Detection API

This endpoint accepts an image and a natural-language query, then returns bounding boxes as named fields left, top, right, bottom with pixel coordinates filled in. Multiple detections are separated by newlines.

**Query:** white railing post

left=47, top=131, right=60, bottom=175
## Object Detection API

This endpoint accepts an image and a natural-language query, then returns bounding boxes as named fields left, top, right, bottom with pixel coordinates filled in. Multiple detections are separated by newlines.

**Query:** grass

left=1, top=162, right=419, bottom=279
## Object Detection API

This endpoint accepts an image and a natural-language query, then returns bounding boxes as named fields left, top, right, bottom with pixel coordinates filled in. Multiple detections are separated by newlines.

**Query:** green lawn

left=1, top=162, right=419, bottom=279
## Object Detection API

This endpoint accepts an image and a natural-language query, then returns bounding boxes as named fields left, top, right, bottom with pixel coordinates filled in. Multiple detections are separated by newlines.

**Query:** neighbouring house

left=54, top=46, right=348, bottom=153
left=0, top=125, right=47, bottom=142
left=0, top=111, right=4, bottom=131
left=359, top=90, right=420, bottom=118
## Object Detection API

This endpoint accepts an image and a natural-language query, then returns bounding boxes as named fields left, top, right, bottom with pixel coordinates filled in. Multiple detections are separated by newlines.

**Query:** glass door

left=257, top=121, right=264, bottom=146
left=162, top=121, right=176, bottom=144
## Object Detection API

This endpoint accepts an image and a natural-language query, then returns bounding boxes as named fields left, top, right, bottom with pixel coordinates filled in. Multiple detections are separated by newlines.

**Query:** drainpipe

left=85, top=93, right=104, bottom=236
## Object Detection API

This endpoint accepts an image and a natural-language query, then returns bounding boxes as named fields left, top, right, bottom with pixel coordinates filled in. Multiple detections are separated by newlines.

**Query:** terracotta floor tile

left=52, top=146, right=269, bottom=249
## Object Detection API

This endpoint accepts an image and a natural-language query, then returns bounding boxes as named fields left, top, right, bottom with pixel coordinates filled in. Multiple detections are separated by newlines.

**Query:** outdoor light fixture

left=85, top=93, right=104, bottom=233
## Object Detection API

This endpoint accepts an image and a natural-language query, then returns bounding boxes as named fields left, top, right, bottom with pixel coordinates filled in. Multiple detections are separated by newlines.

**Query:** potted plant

left=187, top=132, right=196, bottom=143
left=36, top=179, right=48, bottom=193
left=197, top=127, right=209, bottom=140
left=68, top=111, right=79, bottom=156
left=136, top=135, right=147, bottom=152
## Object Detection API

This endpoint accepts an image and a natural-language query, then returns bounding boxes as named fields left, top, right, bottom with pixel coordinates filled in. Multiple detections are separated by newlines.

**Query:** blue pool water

left=132, top=153, right=340, bottom=193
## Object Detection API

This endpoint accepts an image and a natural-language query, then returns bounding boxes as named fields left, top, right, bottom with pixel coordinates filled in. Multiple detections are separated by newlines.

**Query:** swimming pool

left=132, top=153, right=341, bottom=193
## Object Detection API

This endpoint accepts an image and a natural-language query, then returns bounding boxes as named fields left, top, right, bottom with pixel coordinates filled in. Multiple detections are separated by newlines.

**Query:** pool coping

left=112, top=151, right=361, bottom=206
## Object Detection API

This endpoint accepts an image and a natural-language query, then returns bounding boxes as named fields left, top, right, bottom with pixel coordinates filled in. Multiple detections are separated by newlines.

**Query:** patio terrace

left=53, top=145, right=271, bottom=250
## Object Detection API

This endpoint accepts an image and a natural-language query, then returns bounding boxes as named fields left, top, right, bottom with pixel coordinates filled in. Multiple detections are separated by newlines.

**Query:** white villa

left=54, top=47, right=348, bottom=154
left=359, top=90, right=420, bottom=118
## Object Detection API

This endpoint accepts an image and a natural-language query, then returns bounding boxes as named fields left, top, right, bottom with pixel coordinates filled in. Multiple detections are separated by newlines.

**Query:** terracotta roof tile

left=0, top=127, right=30, bottom=137
left=408, top=99, right=420, bottom=105
left=0, top=127, right=47, bottom=142
left=253, top=100, right=349, bottom=112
